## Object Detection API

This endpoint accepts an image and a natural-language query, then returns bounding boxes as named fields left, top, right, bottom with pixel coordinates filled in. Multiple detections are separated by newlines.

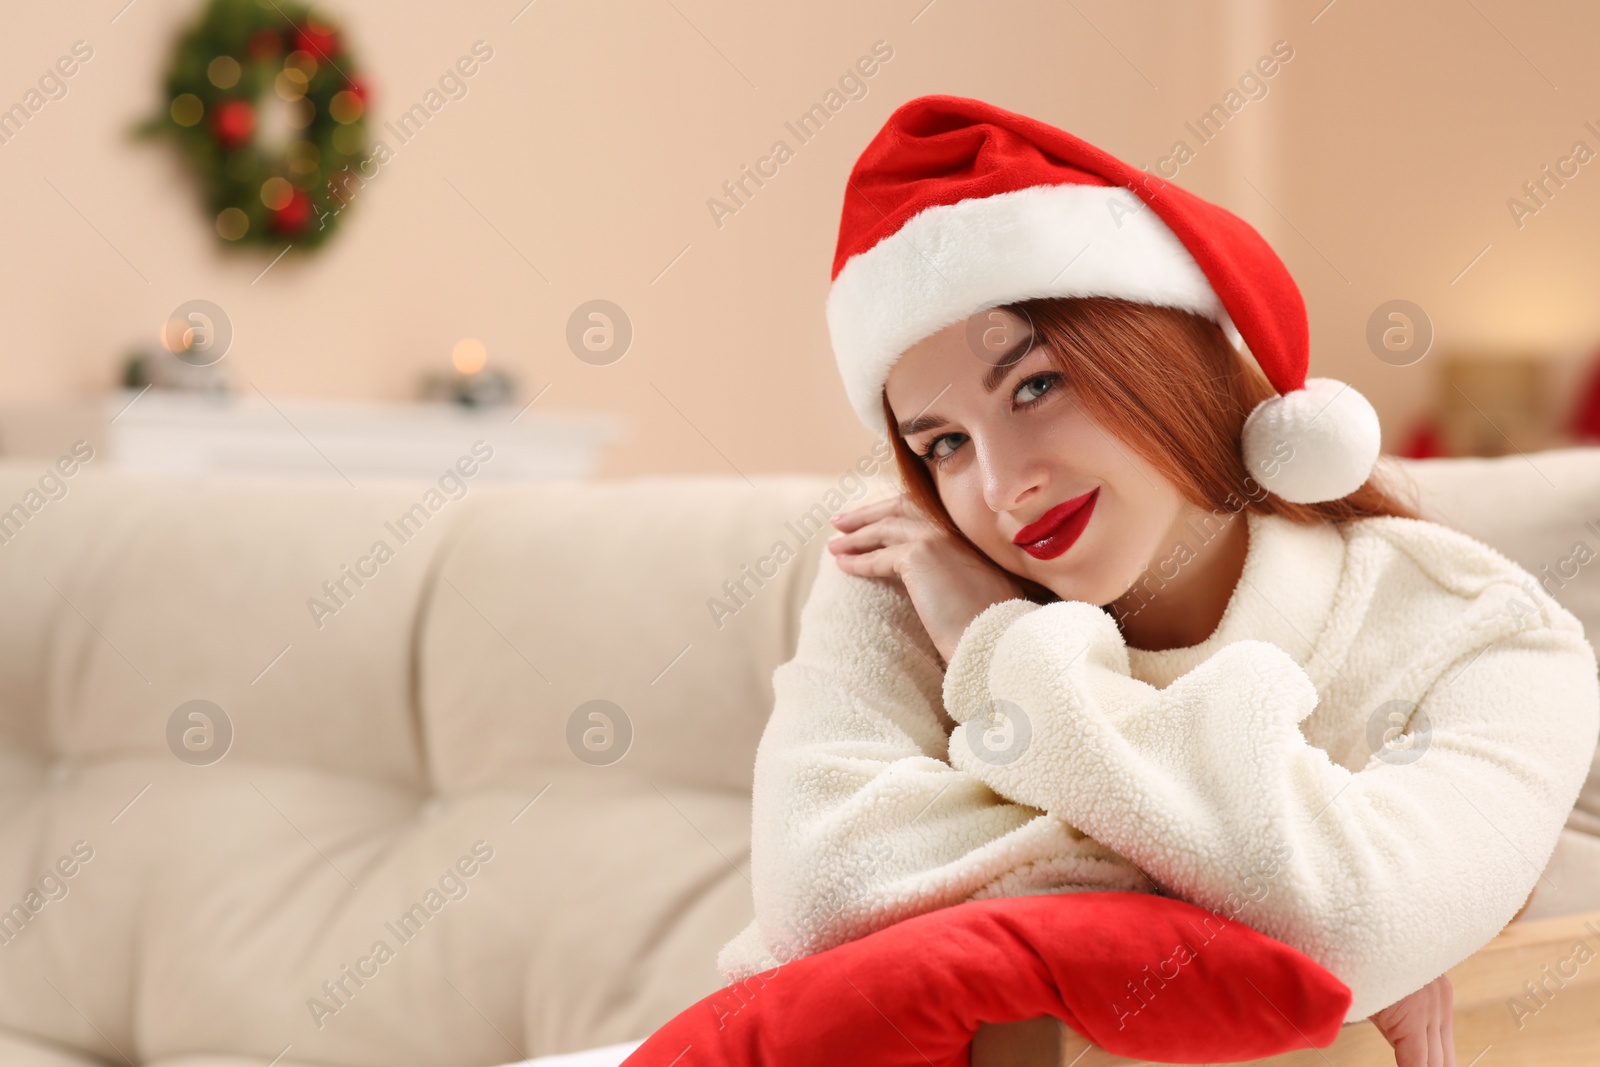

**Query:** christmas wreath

left=136, top=0, right=371, bottom=251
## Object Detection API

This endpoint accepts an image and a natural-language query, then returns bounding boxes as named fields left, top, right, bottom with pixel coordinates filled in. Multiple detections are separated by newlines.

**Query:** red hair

left=881, top=296, right=1424, bottom=603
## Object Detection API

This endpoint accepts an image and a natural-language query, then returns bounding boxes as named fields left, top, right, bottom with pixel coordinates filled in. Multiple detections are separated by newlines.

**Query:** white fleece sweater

left=716, top=506, right=1600, bottom=1023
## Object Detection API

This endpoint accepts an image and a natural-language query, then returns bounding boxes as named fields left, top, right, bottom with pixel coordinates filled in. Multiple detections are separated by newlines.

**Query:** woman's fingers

left=1396, top=1030, right=1422, bottom=1067
left=829, top=494, right=906, bottom=533
left=1371, top=982, right=1432, bottom=1067
left=1431, top=981, right=1444, bottom=1067
left=828, top=514, right=922, bottom=555
left=1436, top=978, right=1456, bottom=1067
left=831, top=541, right=907, bottom=580
left=1383, top=978, right=1452, bottom=1067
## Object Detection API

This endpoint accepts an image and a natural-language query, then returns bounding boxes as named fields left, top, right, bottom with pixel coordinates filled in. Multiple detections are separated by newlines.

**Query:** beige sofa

left=0, top=447, right=1596, bottom=1067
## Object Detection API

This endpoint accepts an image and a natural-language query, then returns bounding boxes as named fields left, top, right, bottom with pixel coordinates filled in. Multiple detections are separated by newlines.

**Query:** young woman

left=715, top=96, right=1600, bottom=1067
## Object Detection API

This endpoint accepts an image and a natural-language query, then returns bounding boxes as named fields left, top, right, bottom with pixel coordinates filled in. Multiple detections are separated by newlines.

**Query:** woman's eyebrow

left=896, top=329, right=1038, bottom=436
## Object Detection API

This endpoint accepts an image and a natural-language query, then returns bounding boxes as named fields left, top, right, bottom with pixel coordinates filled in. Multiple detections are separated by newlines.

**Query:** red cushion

left=621, top=891, right=1350, bottom=1066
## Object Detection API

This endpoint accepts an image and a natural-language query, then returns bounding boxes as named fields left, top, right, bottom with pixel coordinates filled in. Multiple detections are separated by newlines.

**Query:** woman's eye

left=1014, top=373, right=1060, bottom=404
left=915, top=374, right=1062, bottom=466
left=919, top=434, right=963, bottom=463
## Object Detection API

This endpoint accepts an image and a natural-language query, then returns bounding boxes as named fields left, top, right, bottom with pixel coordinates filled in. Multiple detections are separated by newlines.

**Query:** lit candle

left=452, top=337, right=488, bottom=375
left=444, top=337, right=512, bottom=407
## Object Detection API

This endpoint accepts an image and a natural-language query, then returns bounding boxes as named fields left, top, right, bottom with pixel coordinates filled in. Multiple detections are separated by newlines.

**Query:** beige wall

left=0, top=0, right=1596, bottom=478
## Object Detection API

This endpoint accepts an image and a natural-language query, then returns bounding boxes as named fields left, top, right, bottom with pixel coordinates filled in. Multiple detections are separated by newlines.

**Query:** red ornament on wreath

left=210, top=98, right=255, bottom=151
left=271, top=188, right=313, bottom=236
left=294, top=21, right=339, bottom=58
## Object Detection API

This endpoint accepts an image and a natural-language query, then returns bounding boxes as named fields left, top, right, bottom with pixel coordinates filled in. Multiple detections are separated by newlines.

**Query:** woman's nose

left=976, top=439, right=1045, bottom=514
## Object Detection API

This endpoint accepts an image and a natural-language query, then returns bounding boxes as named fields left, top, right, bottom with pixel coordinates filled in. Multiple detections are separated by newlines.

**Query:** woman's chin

left=1022, top=568, right=1118, bottom=608
left=990, top=548, right=1100, bottom=605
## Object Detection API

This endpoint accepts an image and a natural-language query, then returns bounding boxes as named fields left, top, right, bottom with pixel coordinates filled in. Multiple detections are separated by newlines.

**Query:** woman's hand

left=827, top=493, right=1032, bottom=664
left=1369, top=975, right=1456, bottom=1067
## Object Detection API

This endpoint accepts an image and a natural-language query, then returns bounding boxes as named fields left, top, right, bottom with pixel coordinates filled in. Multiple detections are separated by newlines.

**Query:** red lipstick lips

left=1012, top=487, right=1099, bottom=561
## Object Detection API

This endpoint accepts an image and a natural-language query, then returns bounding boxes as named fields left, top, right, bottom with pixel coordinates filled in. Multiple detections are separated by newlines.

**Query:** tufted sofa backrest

left=417, top=476, right=852, bottom=798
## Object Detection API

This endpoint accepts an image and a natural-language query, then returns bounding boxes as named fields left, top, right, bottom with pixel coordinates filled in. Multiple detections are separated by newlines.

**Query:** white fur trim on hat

left=826, top=183, right=1239, bottom=437
left=1241, top=377, right=1382, bottom=504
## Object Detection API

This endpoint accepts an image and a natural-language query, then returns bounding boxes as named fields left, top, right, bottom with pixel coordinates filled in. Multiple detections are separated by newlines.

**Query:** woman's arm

left=721, top=550, right=1153, bottom=983
left=940, top=589, right=1600, bottom=1023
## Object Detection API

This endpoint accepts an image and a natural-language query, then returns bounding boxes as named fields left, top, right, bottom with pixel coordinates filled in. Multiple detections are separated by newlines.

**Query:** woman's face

left=883, top=307, right=1192, bottom=608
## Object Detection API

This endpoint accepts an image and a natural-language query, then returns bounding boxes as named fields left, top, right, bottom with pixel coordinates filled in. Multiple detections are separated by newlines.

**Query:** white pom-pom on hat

left=1241, top=378, right=1382, bottom=505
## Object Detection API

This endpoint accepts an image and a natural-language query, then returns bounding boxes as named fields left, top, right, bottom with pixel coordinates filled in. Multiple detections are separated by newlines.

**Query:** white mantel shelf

left=0, top=391, right=631, bottom=483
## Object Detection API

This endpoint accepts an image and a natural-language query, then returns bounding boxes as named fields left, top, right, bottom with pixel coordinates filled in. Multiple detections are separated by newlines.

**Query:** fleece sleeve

left=941, top=593, right=1600, bottom=1023
left=718, top=553, right=1154, bottom=984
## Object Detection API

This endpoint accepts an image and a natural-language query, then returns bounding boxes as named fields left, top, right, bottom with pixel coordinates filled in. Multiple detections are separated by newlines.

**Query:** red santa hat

left=826, top=94, right=1381, bottom=506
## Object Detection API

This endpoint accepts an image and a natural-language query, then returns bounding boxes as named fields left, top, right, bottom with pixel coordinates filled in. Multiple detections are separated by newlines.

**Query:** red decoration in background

left=210, top=98, right=256, bottom=150
left=294, top=22, right=338, bottom=57
left=1398, top=420, right=1449, bottom=459
left=1572, top=345, right=1600, bottom=443
left=247, top=28, right=281, bottom=60
left=270, top=188, right=313, bottom=235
